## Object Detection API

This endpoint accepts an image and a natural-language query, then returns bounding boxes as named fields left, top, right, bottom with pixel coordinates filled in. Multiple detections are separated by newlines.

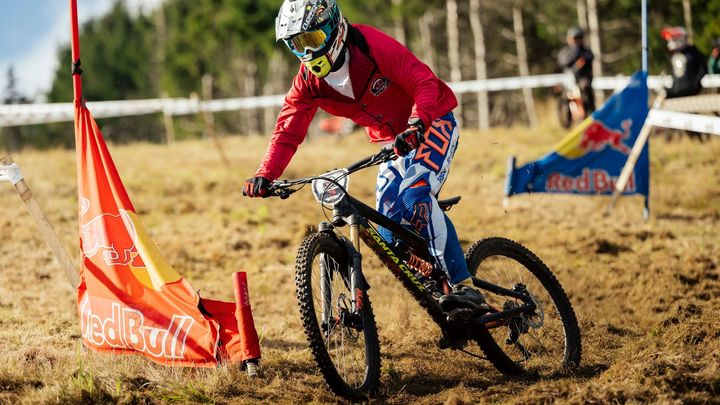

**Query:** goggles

left=284, top=9, right=339, bottom=58
left=286, top=28, right=332, bottom=57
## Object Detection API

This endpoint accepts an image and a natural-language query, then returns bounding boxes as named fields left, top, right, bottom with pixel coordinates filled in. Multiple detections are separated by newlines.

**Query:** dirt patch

left=594, top=239, right=633, bottom=256
left=0, top=131, right=717, bottom=403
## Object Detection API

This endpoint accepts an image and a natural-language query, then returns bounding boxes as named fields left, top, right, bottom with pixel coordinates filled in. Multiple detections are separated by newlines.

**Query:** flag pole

left=0, top=155, right=79, bottom=288
left=642, top=0, right=648, bottom=73
left=70, top=0, right=83, bottom=103
left=605, top=0, right=652, bottom=219
left=605, top=92, right=664, bottom=217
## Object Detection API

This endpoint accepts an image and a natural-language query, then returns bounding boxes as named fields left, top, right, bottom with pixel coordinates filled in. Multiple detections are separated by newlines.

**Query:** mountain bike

left=555, top=82, right=586, bottom=129
left=266, top=146, right=581, bottom=401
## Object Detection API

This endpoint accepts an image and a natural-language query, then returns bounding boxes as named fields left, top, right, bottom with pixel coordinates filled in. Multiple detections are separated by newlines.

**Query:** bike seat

left=438, top=196, right=461, bottom=211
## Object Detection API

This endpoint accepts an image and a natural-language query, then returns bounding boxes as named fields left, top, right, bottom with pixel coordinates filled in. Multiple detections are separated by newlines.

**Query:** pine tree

left=2, top=66, right=31, bottom=150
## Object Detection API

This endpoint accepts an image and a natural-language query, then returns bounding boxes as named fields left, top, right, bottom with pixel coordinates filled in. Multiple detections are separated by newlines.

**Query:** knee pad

left=398, top=183, right=432, bottom=235
left=409, top=201, right=431, bottom=234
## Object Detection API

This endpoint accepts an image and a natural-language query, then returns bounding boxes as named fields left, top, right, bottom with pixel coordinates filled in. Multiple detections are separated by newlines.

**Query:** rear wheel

left=295, top=232, right=381, bottom=401
left=467, top=237, right=581, bottom=376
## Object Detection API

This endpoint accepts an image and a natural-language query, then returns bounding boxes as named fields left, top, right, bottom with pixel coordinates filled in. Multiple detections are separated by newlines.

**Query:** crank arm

left=473, top=303, right=535, bottom=326
left=447, top=303, right=536, bottom=327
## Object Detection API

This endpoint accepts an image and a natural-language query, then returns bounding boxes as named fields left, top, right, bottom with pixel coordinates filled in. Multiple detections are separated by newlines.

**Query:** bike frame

left=273, top=148, right=537, bottom=336
left=326, top=191, right=537, bottom=335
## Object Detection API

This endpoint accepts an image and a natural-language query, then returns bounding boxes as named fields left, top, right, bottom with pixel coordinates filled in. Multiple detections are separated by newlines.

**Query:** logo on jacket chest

left=370, top=77, right=391, bottom=96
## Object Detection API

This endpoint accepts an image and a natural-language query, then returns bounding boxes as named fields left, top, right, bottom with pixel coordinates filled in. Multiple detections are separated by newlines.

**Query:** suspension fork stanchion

left=349, top=216, right=361, bottom=252
left=348, top=215, right=363, bottom=313
left=319, top=254, right=332, bottom=332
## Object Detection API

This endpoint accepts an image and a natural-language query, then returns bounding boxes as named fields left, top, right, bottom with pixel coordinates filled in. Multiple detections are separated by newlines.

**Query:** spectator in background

left=709, top=37, right=720, bottom=75
left=661, top=27, right=707, bottom=98
left=558, top=27, right=596, bottom=113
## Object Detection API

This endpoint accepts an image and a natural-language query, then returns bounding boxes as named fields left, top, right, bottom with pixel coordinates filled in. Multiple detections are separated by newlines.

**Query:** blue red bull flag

left=505, top=71, right=650, bottom=209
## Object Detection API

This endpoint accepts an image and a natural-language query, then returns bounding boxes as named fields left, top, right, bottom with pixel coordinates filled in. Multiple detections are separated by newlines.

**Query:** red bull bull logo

left=580, top=119, right=633, bottom=155
left=81, top=210, right=143, bottom=267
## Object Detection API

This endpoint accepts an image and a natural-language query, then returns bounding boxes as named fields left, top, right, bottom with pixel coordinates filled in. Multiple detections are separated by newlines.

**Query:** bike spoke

left=507, top=256, right=526, bottom=287
left=310, top=251, right=369, bottom=388
left=475, top=250, right=574, bottom=374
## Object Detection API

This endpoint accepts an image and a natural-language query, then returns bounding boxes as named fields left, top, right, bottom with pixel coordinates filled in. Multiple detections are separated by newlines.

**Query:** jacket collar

left=304, top=43, right=378, bottom=102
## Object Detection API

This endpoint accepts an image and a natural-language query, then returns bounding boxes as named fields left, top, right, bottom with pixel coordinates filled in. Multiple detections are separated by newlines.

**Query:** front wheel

left=295, top=232, right=381, bottom=401
left=467, top=238, right=581, bottom=376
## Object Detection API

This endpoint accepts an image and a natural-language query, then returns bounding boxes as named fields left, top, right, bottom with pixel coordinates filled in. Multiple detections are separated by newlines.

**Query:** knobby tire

left=466, top=237, right=582, bottom=376
left=295, top=232, right=381, bottom=402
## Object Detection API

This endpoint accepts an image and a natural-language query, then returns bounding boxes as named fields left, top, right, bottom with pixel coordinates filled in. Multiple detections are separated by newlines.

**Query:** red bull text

left=546, top=168, right=635, bottom=193
left=79, top=296, right=200, bottom=360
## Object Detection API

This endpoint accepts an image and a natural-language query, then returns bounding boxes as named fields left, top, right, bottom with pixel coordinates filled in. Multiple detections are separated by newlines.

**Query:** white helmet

left=275, top=0, right=348, bottom=78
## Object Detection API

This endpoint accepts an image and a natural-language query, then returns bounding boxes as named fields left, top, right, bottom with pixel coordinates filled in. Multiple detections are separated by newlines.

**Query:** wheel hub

left=337, top=294, right=363, bottom=335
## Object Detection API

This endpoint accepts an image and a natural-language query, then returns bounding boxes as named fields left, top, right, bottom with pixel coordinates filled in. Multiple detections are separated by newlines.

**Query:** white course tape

left=449, top=73, right=571, bottom=93
left=660, top=94, right=720, bottom=113
left=647, top=109, right=720, bottom=135
left=0, top=163, right=24, bottom=185
left=1, top=74, right=718, bottom=128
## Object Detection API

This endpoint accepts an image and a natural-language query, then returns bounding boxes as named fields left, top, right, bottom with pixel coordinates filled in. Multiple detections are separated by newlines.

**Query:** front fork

left=348, top=216, right=364, bottom=313
left=318, top=217, right=364, bottom=332
left=319, top=254, right=333, bottom=329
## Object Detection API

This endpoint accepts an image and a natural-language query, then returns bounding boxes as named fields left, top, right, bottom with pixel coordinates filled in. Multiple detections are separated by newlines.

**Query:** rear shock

left=395, top=241, right=448, bottom=299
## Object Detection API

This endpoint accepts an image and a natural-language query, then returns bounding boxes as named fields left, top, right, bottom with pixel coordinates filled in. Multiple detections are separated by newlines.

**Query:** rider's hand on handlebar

left=243, top=176, right=272, bottom=198
left=393, top=119, right=426, bottom=157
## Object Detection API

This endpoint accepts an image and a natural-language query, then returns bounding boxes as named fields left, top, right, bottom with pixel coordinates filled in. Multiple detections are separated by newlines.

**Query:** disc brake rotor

left=336, top=293, right=360, bottom=341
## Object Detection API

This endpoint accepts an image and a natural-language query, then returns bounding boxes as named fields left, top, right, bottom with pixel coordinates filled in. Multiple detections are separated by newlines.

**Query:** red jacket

left=255, top=24, right=458, bottom=180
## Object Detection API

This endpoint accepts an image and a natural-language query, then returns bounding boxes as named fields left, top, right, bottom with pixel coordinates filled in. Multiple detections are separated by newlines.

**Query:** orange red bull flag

left=506, top=71, right=650, bottom=209
left=75, top=106, right=261, bottom=367
left=70, top=1, right=259, bottom=366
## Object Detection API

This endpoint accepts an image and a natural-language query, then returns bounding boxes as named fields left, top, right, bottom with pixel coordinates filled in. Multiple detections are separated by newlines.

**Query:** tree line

left=3, top=0, right=719, bottom=150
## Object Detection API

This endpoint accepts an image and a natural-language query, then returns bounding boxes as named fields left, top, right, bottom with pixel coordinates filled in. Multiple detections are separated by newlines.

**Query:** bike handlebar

left=346, top=145, right=395, bottom=172
left=266, top=145, right=396, bottom=199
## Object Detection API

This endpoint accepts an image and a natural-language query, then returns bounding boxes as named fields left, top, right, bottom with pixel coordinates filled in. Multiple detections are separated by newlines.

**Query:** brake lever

left=268, top=182, right=294, bottom=199
left=377, top=147, right=397, bottom=163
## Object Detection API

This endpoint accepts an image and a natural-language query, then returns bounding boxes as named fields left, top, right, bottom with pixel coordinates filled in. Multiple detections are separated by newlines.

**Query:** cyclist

left=661, top=27, right=707, bottom=98
left=557, top=27, right=596, bottom=114
left=244, top=0, right=485, bottom=312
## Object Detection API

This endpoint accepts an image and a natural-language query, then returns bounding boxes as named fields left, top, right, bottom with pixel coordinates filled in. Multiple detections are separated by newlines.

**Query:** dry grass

left=0, top=119, right=718, bottom=404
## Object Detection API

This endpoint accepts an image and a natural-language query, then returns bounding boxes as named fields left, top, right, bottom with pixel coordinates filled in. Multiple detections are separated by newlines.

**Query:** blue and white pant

left=376, top=113, right=471, bottom=285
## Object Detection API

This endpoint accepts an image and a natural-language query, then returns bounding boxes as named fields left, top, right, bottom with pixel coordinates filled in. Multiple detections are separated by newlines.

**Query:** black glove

left=393, top=118, right=426, bottom=157
left=243, top=176, right=271, bottom=198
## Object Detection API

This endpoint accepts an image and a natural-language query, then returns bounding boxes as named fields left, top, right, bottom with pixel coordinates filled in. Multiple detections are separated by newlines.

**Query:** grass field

left=0, top=119, right=718, bottom=404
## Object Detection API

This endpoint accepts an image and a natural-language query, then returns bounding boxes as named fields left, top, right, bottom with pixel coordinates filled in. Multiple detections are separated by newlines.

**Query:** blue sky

left=0, top=0, right=162, bottom=102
